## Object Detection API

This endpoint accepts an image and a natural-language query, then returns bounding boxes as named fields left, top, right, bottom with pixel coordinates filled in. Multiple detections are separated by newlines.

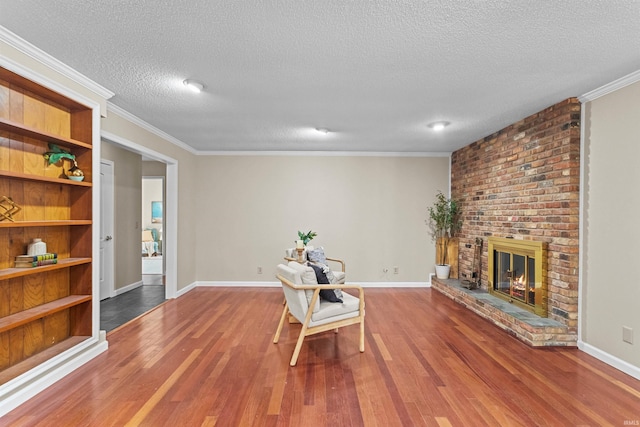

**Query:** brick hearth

left=431, top=277, right=575, bottom=347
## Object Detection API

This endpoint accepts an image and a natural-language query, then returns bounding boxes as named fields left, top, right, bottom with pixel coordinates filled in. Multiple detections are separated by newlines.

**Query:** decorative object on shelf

left=15, top=253, right=58, bottom=268
left=0, top=195, right=21, bottom=222
left=66, top=160, right=84, bottom=181
left=427, top=191, right=462, bottom=279
left=43, top=143, right=75, bottom=165
left=297, top=230, right=317, bottom=246
left=27, top=238, right=47, bottom=256
left=43, top=143, right=84, bottom=180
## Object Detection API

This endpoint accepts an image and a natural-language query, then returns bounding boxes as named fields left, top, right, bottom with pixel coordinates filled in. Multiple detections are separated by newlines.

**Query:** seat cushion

left=310, top=292, right=361, bottom=325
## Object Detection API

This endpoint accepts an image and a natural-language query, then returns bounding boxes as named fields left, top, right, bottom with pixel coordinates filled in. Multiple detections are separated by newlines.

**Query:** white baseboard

left=578, top=340, right=640, bottom=381
left=195, top=281, right=431, bottom=288
left=175, top=281, right=198, bottom=297
left=0, top=337, right=108, bottom=417
left=114, top=280, right=143, bottom=296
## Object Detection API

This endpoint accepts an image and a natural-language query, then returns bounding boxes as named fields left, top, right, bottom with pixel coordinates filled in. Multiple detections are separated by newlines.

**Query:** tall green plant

left=427, top=191, right=462, bottom=265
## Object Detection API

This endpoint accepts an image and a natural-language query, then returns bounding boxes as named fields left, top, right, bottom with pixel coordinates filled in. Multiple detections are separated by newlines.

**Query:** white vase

left=27, top=238, right=47, bottom=256
left=435, top=264, right=451, bottom=279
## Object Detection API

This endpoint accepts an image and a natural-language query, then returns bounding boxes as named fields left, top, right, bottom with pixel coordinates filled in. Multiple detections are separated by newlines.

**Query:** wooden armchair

left=273, top=262, right=365, bottom=366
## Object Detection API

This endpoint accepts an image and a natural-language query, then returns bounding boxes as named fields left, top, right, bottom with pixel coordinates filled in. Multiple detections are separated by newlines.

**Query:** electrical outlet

left=623, top=326, right=633, bottom=344
left=394, top=266, right=399, bottom=274
left=382, top=268, right=389, bottom=273
left=257, top=266, right=263, bottom=274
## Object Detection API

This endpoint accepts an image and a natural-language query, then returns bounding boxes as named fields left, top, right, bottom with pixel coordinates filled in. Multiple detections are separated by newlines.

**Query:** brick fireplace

left=432, top=98, right=580, bottom=346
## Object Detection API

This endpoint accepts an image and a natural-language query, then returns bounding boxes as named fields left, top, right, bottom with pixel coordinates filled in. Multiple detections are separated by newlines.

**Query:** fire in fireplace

left=487, top=237, right=547, bottom=317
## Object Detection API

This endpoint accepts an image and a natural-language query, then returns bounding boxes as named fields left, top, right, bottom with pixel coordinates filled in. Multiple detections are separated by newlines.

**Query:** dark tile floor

left=100, top=276, right=166, bottom=332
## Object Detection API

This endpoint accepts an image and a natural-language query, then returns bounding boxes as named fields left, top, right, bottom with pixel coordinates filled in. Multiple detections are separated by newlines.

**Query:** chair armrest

left=276, top=274, right=364, bottom=302
left=325, top=257, right=345, bottom=273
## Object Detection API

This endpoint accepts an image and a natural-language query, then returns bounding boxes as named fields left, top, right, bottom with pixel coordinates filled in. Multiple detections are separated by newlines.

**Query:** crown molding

left=579, top=69, right=640, bottom=102
left=0, top=25, right=114, bottom=100
left=103, top=105, right=452, bottom=158
left=106, top=102, right=198, bottom=155
left=196, top=150, right=452, bottom=157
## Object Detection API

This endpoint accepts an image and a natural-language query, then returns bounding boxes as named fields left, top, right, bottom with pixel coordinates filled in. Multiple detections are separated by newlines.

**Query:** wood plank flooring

left=2, top=287, right=640, bottom=426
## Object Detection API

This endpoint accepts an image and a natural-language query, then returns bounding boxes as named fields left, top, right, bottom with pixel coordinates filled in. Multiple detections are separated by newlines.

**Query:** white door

left=100, top=160, right=115, bottom=300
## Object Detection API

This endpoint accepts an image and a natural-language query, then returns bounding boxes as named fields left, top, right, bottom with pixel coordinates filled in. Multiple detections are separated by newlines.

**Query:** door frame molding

left=101, top=131, right=178, bottom=300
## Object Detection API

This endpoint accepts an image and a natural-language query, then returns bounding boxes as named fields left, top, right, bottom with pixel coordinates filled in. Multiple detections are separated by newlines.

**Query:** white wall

left=194, top=154, right=450, bottom=283
left=582, top=79, right=640, bottom=374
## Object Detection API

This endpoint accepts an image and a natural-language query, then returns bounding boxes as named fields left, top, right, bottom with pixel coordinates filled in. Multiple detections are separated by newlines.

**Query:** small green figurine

left=43, top=143, right=76, bottom=165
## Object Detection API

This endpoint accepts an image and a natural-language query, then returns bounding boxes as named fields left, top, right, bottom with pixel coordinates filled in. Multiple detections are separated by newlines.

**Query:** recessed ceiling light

left=183, top=79, right=204, bottom=93
left=427, top=121, right=450, bottom=131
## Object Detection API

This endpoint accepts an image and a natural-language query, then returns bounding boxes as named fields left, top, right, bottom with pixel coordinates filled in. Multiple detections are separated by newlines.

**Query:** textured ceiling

left=1, top=1, right=640, bottom=153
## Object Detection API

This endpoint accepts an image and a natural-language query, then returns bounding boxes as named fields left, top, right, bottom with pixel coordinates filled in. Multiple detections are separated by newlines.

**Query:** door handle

left=105, top=235, right=113, bottom=241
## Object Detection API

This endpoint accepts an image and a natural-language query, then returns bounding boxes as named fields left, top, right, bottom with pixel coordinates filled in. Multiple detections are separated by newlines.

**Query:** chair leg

left=290, top=324, right=308, bottom=366
left=359, top=317, right=365, bottom=352
left=273, top=302, right=289, bottom=344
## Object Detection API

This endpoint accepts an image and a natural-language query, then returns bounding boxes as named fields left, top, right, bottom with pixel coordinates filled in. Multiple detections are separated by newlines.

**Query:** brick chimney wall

left=450, top=97, right=581, bottom=329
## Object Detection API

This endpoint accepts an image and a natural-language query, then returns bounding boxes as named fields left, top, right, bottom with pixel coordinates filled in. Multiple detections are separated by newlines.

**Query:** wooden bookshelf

left=0, top=66, right=94, bottom=378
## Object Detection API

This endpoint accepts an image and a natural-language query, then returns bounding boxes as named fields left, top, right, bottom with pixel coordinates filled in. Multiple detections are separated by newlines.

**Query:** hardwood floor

left=3, top=287, right=640, bottom=426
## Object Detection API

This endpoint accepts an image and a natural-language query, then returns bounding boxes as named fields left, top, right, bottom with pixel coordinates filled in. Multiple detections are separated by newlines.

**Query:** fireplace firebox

left=487, top=237, right=547, bottom=317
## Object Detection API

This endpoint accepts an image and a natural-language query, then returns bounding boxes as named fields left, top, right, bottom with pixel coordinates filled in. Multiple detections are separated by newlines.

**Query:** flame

left=513, top=274, right=527, bottom=292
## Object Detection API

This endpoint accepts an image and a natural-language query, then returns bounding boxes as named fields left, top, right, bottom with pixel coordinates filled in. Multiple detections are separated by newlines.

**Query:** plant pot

left=435, top=264, right=451, bottom=279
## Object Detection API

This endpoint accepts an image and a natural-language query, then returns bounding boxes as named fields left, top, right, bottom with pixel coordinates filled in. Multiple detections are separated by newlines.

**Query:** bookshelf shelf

left=0, top=258, right=91, bottom=280
left=0, top=295, right=91, bottom=333
left=0, top=220, right=92, bottom=228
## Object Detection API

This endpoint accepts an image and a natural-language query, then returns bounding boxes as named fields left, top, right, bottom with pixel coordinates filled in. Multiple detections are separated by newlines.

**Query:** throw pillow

left=308, top=263, right=329, bottom=284
left=307, top=247, right=337, bottom=283
left=308, top=263, right=343, bottom=303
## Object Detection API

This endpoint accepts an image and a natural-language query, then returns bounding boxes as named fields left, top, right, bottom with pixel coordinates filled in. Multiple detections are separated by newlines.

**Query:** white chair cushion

left=309, top=292, right=361, bottom=326
left=287, top=261, right=320, bottom=313
left=277, top=264, right=311, bottom=321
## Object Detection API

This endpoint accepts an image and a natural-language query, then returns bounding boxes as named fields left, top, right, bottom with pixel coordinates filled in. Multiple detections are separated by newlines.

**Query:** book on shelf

left=15, top=253, right=58, bottom=262
left=14, top=258, right=59, bottom=268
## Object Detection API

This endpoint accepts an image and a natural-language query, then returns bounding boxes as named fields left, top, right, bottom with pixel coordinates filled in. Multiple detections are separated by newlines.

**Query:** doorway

left=142, top=175, right=164, bottom=282
left=99, top=131, right=178, bottom=333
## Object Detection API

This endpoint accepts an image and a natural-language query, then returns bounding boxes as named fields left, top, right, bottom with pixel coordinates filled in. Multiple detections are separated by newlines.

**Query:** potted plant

left=427, top=191, right=462, bottom=279
left=297, top=230, right=317, bottom=246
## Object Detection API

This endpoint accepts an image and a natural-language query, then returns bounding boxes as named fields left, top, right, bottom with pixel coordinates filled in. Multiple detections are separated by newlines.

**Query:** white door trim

left=101, top=131, right=178, bottom=300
